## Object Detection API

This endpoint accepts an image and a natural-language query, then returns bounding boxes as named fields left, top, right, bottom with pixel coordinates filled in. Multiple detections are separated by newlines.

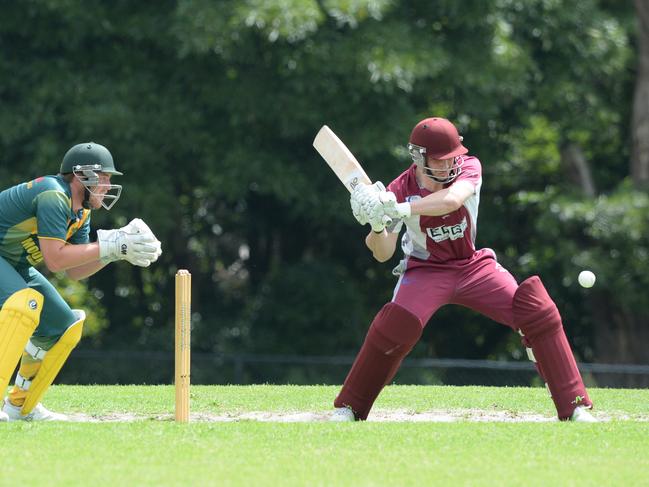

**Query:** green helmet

left=60, top=142, right=123, bottom=175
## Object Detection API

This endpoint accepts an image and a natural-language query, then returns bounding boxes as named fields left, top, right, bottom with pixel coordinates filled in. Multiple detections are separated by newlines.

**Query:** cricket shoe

left=570, top=405, right=597, bottom=423
left=329, top=407, right=356, bottom=422
left=0, top=410, right=8, bottom=422
left=2, top=399, right=69, bottom=422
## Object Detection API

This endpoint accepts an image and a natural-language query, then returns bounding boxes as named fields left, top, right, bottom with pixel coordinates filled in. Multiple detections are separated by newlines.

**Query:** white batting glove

left=352, top=183, right=397, bottom=231
left=358, top=184, right=411, bottom=220
left=381, top=196, right=411, bottom=219
left=350, top=187, right=369, bottom=225
left=355, top=182, right=385, bottom=203
left=364, top=197, right=389, bottom=233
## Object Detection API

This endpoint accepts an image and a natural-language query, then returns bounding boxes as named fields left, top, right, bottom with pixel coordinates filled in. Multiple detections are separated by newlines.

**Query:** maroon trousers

left=335, top=249, right=591, bottom=420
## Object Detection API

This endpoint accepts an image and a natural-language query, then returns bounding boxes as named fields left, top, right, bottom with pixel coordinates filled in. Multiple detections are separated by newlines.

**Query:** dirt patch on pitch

left=62, top=409, right=649, bottom=423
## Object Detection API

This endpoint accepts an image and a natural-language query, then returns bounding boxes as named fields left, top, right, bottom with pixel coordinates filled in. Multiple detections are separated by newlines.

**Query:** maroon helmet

left=407, top=117, right=467, bottom=183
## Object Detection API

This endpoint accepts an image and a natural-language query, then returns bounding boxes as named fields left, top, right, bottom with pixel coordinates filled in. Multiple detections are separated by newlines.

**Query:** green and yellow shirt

left=0, top=175, right=91, bottom=268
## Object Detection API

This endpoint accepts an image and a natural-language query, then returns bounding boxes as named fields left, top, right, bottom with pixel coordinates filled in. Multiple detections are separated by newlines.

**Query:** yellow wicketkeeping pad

left=21, top=315, right=84, bottom=415
left=0, top=288, right=44, bottom=395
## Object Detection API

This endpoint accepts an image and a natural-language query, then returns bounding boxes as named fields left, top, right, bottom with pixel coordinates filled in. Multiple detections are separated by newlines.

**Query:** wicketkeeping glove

left=123, top=218, right=163, bottom=262
left=98, top=218, right=163, bottom=267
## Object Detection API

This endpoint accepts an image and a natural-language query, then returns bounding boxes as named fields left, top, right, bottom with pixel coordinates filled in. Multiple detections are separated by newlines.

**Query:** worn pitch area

left=62, top=409, right=648, bottom=423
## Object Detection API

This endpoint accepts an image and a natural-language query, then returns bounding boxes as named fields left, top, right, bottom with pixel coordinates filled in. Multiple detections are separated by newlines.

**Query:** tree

left=0, top=0, right=643, bottom=385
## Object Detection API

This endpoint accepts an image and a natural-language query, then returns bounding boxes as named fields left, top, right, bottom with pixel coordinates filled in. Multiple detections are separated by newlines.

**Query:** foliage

left=0, top=0, right=643, bottom=383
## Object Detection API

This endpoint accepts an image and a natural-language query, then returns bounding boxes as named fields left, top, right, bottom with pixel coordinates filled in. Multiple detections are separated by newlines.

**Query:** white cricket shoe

left=2, top=399, right=69, bottom=422
left=330, top=407, right=356, bottom=422
left=0, top=410, right=8, bottom=422
left=570, top=405, right=597, bottom=423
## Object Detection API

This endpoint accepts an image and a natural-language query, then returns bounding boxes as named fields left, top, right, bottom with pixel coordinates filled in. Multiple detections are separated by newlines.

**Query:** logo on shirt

left=426, top=217, right=468, bottom=243
left=21, top=237, right=44, bottom=266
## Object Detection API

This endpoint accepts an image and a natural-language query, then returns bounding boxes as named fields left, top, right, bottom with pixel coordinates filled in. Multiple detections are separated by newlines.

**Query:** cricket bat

left=313, top=125, right=391, bottom=225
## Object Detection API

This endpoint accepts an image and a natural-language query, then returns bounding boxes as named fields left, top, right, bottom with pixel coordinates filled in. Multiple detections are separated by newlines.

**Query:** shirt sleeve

left=34, top=190, right=71, bottom=241
left=68, top=211, right=91, bottom=244
left=454, top=156, right=482, bottom=189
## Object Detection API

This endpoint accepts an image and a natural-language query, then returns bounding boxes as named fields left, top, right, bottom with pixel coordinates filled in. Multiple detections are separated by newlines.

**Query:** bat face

left=313, top=125, right=393, bottom=227
left=313, top=125, right=372, bottom=193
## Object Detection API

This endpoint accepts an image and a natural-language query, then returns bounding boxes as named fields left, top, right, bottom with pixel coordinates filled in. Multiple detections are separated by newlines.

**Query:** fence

left=57, top=350, right=649, bottom=388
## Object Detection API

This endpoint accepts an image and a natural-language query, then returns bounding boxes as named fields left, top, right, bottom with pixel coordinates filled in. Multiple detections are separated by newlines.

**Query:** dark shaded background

left=1, top=0, right=647, bottom=386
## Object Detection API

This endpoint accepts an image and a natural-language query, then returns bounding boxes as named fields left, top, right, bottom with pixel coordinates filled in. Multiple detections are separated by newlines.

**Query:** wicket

left=175, top=269, right=191, bottom=422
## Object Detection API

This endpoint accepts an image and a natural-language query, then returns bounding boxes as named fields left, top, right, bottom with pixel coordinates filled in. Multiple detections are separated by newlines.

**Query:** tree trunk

left=632, top=0, right=649, bottom=188
left=560, top=143, right=596, bottom=197
left=591, top=289, right=649, bottom=387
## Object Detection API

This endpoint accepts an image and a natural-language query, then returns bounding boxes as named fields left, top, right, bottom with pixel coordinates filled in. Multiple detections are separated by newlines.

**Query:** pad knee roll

left=367, top=302, right=423, bottom=355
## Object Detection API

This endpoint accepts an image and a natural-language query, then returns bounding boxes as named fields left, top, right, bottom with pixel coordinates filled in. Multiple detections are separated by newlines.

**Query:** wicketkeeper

left=332, top=117, right=596, bottom=422
left=0, top=142, right=162, bottom=421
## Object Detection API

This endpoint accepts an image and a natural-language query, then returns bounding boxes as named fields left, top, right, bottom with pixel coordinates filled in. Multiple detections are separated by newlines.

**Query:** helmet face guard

left=72, top=164, right=122, bottom=210
left=408, top=143, right=464, bottom=184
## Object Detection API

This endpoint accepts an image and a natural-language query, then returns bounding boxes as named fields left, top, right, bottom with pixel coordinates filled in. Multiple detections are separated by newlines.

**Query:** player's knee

left=51, top=309, right=85, bottom=348
left=367, top=303, right=422, bottom=355
left=27, top=309, right=85, bottom=358
left=1, top=287, right=44, bottom=317
left=513, top=276, right=562, bottom=340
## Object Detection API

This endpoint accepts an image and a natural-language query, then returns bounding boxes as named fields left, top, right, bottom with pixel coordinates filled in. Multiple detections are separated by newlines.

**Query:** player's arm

left=39, top=238, right=101, bottom=274
left=64, top=259, right=108, bottom=280
left=39, top=219, right=163, bottom=277
left=408, top=180, right=475, bottom=216
left=365, top=229, right=399, bottom=262
left=382, top=181, right=475, bottom=219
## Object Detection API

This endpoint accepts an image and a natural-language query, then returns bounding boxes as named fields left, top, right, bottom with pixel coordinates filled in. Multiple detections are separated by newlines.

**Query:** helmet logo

left=28, top=299, right=38, bottom=310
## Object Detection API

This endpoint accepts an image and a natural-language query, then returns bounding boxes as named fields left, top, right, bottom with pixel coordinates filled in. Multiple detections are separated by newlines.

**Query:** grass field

left=1, top=385, right=648, bottom=486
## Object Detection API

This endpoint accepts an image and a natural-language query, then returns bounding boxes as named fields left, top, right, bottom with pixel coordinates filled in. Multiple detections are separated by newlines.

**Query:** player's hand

left=98, top=220, right=162, bottom=267
left=365, top=197, right=390, bottom=233
left=360, top=184, right=411, bottom=220
left=356, top=181, right=386, bottom=201
left=380, top=195, right=411, bottom=219
left=361, top=183, right=400, bottom=224
left=350, top=188, right=369, bottom=225
left=351, top=183, right=383, bottom=224
left=351, top=183, right=394, bottom=230
left=121, top=218, right=163, bottom=262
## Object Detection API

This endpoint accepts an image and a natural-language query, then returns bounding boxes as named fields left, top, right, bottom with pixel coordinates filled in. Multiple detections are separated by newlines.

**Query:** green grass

left=1, top=385, right=648, bottom=486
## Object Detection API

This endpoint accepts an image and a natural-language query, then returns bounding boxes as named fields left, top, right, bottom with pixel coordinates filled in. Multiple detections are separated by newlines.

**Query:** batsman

left=332, top=117, right=596, bottom=422
left=0, top=142, right=162, bottom=421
